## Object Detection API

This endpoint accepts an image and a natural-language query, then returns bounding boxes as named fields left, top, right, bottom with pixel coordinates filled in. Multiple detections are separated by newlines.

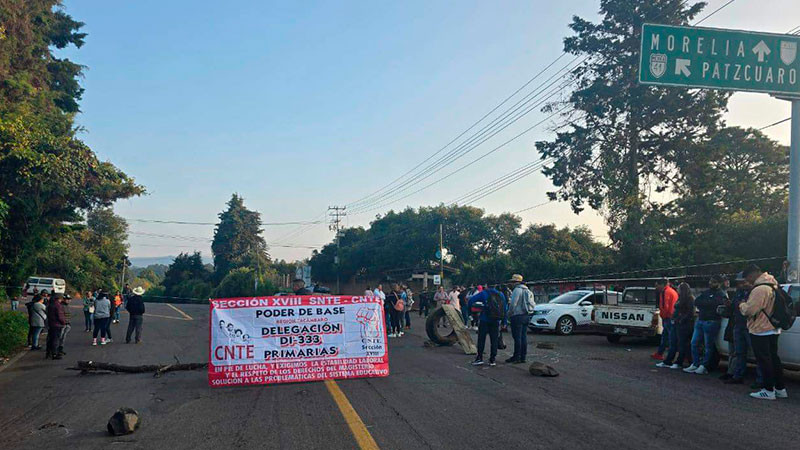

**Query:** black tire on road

left=606, top=334, right=622, bottom=344
left=555, top=316, right=576, bottom=336
left=425, top=307, right=458, bottom=346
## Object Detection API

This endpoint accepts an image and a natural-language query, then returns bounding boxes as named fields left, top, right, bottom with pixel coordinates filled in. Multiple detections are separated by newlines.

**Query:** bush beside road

left=0, top=310, right=27, bottom=358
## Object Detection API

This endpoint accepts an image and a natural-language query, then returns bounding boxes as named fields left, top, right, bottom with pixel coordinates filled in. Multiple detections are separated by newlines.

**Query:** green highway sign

left=639, top=24, right=800, bottom=97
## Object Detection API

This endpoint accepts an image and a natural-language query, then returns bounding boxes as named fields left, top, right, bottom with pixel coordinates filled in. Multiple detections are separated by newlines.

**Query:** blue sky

left=59, top=0, right=797, bottom=262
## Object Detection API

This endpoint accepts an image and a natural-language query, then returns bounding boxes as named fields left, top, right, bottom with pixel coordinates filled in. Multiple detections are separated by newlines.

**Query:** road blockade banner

left=208, top=295, right=388, bottom=387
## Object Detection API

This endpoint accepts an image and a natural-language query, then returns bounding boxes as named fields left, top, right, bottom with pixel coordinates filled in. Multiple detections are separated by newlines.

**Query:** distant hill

left=129, top=256, right=176, bottom=267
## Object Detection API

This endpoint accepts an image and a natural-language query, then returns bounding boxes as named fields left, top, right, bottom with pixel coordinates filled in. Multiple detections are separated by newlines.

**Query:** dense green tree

left=0, top=1, right=143, bottom=295
left=162, top=252, right=212, bottom=298
left=535, top=0, right=728, bottom=267
left=211, top=194, right=270, bottom=281
left=213, top=267, right=277, bottom=298
left=34, top=208, right=129, bottom=292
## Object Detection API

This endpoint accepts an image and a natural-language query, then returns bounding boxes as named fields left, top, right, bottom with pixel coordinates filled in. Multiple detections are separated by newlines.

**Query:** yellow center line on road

left=166, top=303, right=194, bottom=320
left=324, top=379, right=380, bottom=450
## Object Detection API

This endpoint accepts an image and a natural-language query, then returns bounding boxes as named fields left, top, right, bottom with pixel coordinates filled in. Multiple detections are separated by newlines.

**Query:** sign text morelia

left=639, top=24, right=800, bottom=97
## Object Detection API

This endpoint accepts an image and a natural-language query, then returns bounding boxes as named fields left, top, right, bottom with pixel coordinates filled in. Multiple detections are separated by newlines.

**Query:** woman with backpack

left=386, top=284, right=404, bottom=338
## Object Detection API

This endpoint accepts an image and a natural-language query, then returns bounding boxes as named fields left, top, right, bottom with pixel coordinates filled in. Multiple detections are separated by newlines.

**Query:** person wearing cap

left=45, top=293, right=66, bottom=359
left=125, top=287, right=147, bottom=344
left=292, top=278, right=313, bottom=295
left=684, top=275, right=728, bottom=375
left=506, top=274, right=535, bottom=364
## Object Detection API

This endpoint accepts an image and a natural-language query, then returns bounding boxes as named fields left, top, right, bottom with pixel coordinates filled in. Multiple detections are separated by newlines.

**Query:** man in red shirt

left=652, top=279, right=678, bottom=361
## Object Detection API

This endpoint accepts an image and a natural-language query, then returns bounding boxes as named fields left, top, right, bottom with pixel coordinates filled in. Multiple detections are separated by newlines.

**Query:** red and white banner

left=208, top=295, right=388, bottom=387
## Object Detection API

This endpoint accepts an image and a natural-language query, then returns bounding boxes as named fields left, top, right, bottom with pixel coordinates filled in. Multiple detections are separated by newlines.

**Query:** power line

left=758, top=117, right=791, bottom=131
left=127, top=218, right=324, bottom=226
left=693, top=0, right=736, bottom=26
left=349, top=102, right=574, bottom=216
left=345, top=53, right=571, bottom=210
left=348, top=60, right=582, bottom=213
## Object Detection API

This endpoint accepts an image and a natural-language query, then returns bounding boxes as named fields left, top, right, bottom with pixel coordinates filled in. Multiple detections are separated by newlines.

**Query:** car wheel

left=606, top=335, right=621, bottom=344
left=556, top=316, right=576, bottom=336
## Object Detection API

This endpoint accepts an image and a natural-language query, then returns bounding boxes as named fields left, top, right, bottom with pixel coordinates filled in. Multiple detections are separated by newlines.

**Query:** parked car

left=530, top=289, right=621, bottom=335
left=592, top=287, right=661, bottom=343
left=716, top=283, right=800, bottom=371
left=24, top=277, right=66, bottom=295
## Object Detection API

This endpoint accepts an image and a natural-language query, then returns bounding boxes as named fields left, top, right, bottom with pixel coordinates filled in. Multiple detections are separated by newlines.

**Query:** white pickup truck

left=592, top=287, right=662, bottom=343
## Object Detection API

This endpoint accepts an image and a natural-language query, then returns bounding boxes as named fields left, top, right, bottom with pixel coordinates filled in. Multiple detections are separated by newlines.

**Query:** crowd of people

left=21, top=283, right=147, bottom=359
left=652, top=265, right=788, bottom=401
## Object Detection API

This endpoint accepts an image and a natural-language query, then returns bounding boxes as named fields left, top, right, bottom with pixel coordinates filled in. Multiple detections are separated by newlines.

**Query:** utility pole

left=329, top=206, right=346, bottom=294
left=787, top=99, right=800, bottom=282
left=439, top=223, right=444, bottom=284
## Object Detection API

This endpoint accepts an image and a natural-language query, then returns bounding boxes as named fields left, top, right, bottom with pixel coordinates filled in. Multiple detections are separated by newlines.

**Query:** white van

left=25, top=277, right=66, bottom=295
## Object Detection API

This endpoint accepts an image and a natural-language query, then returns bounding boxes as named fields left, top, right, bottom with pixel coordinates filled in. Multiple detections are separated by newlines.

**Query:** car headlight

left=533, top=310, right=552, bottom=316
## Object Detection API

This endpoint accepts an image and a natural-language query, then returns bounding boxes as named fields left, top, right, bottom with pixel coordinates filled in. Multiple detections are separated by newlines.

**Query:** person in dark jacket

left=125, top=287, right=146, bottom=344
left=660, top=282, right=695, bottom=368
left=685, top=275, right=727, bottom=374
left=386, top=284, right=404, bottom=337
left=468, top=287, right=506, bottom=367
left=57, top=295, right=72, bottom=357
left=720, top=272, right=764, bottom=387
left=45, top=293, right=66, bottom=359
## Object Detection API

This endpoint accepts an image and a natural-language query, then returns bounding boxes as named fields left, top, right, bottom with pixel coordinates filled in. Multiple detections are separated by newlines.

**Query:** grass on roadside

left=0, top=310, right=28, bottom=357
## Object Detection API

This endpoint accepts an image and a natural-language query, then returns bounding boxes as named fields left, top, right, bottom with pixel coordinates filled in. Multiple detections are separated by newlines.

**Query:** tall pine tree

left=211, top=194, right=270, bottom=281
left=535, top=0, right=729, bottom=267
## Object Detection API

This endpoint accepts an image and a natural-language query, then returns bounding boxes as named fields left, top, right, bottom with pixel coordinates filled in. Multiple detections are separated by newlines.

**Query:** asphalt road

left=2, top=304, right=800, bottom=450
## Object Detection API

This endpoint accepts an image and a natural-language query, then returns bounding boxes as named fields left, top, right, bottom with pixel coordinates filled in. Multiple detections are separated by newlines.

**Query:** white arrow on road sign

left=675, top=59, right=691, bottom=77
left=753, top=40, right=771, bottom=62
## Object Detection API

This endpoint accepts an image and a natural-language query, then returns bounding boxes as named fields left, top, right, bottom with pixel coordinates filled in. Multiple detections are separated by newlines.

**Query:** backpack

left=485, top=290, right=504, bottom=321
left=393, top=295, right=405, bottom=312
left=755, top=283, right=797, bottom=331
left=518, top=286, right=536, bottom=314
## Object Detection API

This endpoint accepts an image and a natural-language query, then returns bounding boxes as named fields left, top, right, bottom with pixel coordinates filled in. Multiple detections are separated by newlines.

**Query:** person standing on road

left=720, top=272, right=761, bottom=385
left=417, top=290, right=429, bottom=317
left=652, top=279, right=678, bottom=361
left=506, top=275, right=535, bottom=364
left=292, top=278, right=313, bottom=295
left=386, top=284, right=404, bottom=337
left=113, top=291, right=123, bottom=324
left=29, top=295, right=47, bottom=350
left=738, top=265, right=787, bottom=400
left=403, top=285, right=414, bottom=330
left=433, top=286, right=448, bottom=308
left=92, top=293, right=111, bottom=345
left=125, top=287, right=146, bottom=344
left=468, top=286, right=506, bottom=367
left=45, top=293, right=66, bottom=359
left=83, top=291, right=95, bottom=332
left=684, top=275, right=727, bottom=375
left=458, top=287, right=469, bottom=328
left=364, top=286, right=374, bottom=297
left=10, top=292, right=20, bottom=311
left=659, top=282, right=695, bottom=369
left=57, top=294, right=72, bottom=357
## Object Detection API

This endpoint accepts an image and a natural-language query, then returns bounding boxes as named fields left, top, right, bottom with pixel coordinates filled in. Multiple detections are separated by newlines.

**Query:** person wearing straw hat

left=506, top=274, right=535, bottom=364
left=125, top=286, right=146, bottom=344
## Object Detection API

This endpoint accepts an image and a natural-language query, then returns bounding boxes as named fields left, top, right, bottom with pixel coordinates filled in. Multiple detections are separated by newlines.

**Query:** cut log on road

left=76, top=360, right=207, bottom=377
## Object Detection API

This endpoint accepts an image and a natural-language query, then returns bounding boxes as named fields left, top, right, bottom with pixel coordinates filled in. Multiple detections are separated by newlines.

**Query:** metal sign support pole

left=787, top=100, right=800, bottom=283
